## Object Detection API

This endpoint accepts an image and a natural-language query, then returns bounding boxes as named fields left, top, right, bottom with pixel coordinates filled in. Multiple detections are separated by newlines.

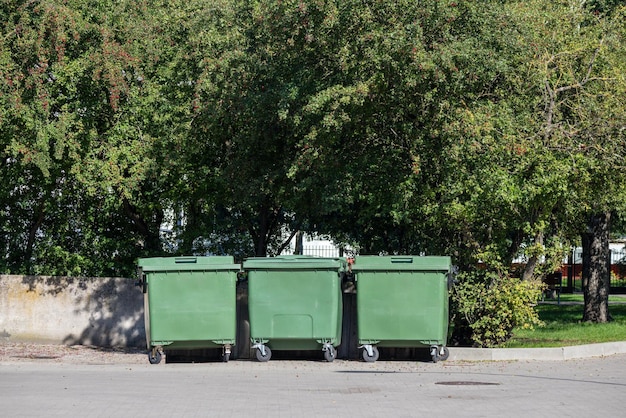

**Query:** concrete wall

left=0, top=275, right=423, bottom=360
left=0, top=275, right=145, bottom=348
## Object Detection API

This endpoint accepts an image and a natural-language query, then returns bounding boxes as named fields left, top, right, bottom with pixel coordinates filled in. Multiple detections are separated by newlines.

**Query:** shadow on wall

left=10, top=275, right=146, bottom=348
left=62, top=277, right=145, bottom=348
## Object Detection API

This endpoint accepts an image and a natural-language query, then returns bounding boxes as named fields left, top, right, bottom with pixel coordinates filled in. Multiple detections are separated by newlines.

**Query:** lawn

left=504, top=294, right=626, bottom=348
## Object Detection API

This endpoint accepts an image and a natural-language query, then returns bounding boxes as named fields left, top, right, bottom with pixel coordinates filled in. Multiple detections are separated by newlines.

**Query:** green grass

left=549, top=293, right=626, bottom=303
left=505, top=298, right=626, bottom=348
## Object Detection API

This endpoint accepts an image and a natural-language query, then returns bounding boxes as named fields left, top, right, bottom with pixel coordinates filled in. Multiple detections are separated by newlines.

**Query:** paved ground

left=2, top=343, right=626, bottom=417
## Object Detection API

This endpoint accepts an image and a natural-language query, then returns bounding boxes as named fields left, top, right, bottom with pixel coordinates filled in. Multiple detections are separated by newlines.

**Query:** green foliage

left=451, top=271, right=545, bottom=347
left=1, top=0, right=625, bottom=286
left=0, top=0, right=175, bottom=274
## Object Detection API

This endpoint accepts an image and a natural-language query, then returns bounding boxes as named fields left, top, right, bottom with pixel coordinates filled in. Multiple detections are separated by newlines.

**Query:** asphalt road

left=2, top=352, right=626, bottom=417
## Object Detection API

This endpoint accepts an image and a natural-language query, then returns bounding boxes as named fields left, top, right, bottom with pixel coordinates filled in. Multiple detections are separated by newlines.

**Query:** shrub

left=450, top=271, right=544, bottom=347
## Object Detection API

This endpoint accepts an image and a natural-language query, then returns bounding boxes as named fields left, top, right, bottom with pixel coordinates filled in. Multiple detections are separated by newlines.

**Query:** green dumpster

left=352, top=255, right=452, bottom=363
left=137, top=256, right=240, bottom=364
left=243, top=256, right=346, bottom=362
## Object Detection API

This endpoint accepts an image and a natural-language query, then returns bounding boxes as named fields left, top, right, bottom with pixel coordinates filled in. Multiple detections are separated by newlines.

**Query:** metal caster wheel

left=362, top=346, right=379, bottom=363
left=323, top=346, right=336, bottom=362
left=148, top=349, right=162, bottom=364
left=255, top=346, right=272, bottom=362
left=431, top=345, right=449, bottom=363
left=439, top=346, right=450, bottom=361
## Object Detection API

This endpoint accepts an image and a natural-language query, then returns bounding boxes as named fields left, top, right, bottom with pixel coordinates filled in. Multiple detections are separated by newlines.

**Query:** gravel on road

left=0, top=342, right=147, bottom=365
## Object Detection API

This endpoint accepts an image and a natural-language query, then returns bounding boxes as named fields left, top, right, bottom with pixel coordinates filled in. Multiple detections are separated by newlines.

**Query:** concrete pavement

left=3, top=341, right=626, bottom=417
left=2, top=354, right=626, bottom=417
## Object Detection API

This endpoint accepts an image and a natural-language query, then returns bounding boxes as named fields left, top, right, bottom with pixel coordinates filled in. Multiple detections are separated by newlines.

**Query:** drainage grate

left=436, top=381, right=500, bottom=386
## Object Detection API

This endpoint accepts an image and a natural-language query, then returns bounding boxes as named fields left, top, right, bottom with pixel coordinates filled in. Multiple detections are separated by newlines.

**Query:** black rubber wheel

left=255, top=346, right=272, bottom=362
left=439, top=346, right=450, bottom=361
left=362, top=346, right=379, bottom=363
left=148, top=350, right=162, bottom=365
left=222, top=352, right=230, bottom=362
left=323, top=346, right=336, bottom=362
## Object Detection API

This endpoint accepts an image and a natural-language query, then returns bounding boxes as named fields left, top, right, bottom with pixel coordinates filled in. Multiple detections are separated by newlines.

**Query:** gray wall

left=0, top=275, right=145, bottom=348
left=0, top=275, right=414, bottom=360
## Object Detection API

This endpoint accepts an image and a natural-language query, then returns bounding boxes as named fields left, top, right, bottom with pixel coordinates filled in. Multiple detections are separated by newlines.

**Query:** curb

left=448, top=341, right=626, bottom=361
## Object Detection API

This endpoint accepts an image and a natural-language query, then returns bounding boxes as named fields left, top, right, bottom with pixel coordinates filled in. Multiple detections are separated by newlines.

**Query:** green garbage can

left=243, top=256, right=346, bottom=362
left=137, top=256, right=240, bottom=364
left=352, top=255, right=452, bottom=363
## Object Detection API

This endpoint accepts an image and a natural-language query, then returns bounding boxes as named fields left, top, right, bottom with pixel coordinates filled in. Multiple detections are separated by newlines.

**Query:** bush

left=450, top=271, right=544, bottom=347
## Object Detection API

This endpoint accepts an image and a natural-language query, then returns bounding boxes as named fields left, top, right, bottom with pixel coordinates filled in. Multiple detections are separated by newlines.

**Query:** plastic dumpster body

left=352, top=255, right=451, bottom=363
left=137, top=256, right=240, bottom=364
left=243, top=256, right=345, bottom=362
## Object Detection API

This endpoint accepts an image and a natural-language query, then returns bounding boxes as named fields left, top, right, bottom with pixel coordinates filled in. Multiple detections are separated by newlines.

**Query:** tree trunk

left=24, top=203, right=46, bottom=268
left=251, top=202, right=285, bottom=257
left=522, top=231, right=543, bottom=281
left=122, top=198, right=163, bottom=254
left=581, top=211, right=611, bottom=323
left=294, top=231, right=304, bottom=255
left=251, top=205, right=270, bottom=257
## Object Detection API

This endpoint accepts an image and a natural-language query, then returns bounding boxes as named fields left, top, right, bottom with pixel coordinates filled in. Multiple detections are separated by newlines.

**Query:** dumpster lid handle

left=175, top=257, right=197, bottom=263
left=391, top=257, right=413, bottom=263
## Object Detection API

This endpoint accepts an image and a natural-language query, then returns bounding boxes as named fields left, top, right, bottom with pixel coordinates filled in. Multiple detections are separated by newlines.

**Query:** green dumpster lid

left=350, top=256, right=451, bottom=271
left=242, top=256, right=346, bottom=270
left=138, top=256, right=240, bottom=272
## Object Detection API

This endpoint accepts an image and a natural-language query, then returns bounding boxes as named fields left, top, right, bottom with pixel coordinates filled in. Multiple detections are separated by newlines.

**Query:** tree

left=0, top=0, right=184, bottom=275
left=527, top=1, right=626, bottom=322
left=0, top=0, right=121, bottom=274
left=189, top=0, right=356, bottom=256
left=275, top=0, right=525, bottom=259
